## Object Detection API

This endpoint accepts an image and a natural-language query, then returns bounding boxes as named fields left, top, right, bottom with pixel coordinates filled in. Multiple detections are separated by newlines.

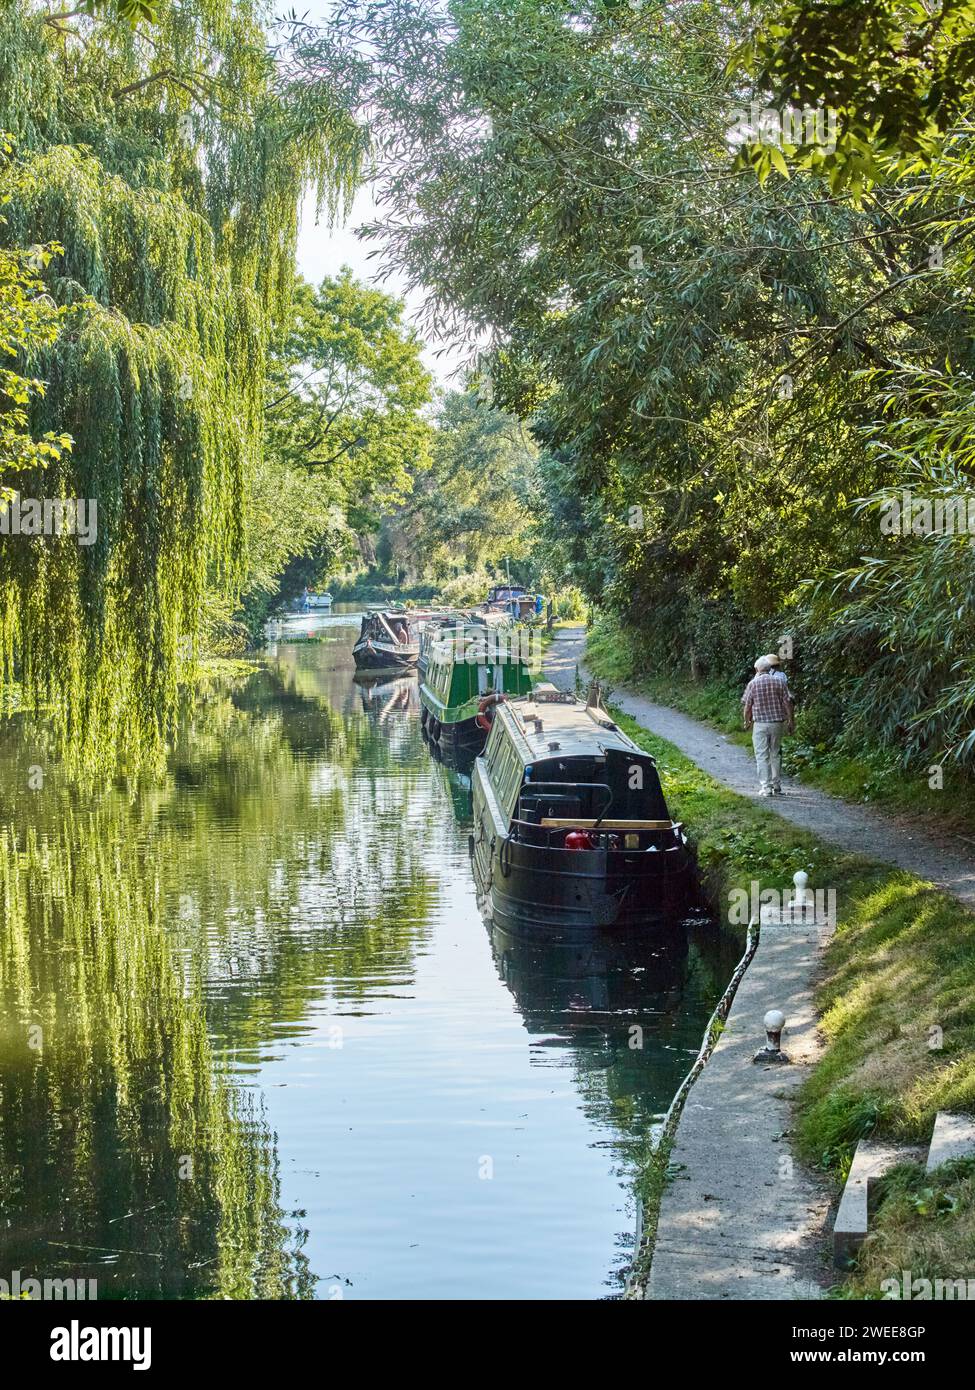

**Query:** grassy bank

left=609, top=704, right=975, bottom=1297
left=587, top=614, right=975, bottom=835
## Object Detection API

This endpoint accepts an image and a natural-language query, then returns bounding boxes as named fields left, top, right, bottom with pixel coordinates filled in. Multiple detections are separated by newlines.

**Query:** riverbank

left=544, top=627, right=975, bottom=1298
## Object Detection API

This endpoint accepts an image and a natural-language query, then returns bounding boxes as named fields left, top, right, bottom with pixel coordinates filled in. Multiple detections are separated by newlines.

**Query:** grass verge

left=833, top=1158, right=975, bottom=1298
left=609, top=703, right=975, bottom=1296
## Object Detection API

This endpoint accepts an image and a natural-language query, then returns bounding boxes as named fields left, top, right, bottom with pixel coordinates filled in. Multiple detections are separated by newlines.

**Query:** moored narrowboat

left=420, top=619, right=535, bottom=755
left=352, top=610, right=419, bottom=673
left=471, top=683, right=694, bottom=934
left=483, top=584, right=540, bottom=621
left=417, top=608, right=474, bottom=676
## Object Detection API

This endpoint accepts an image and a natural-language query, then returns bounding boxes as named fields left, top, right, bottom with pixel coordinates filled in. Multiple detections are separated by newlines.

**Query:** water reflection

left=0, top=622, right=732, bottom=1300
left=354, top=675, right=421, bottom=719
left=0, top=797, right=312, bottom=1299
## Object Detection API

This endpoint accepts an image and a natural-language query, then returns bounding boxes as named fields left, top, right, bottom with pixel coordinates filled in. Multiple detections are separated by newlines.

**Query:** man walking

left=742, top=655, right=794, bottom=796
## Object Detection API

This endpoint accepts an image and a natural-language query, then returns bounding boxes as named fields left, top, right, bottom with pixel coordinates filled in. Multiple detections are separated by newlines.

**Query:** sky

left=296, top=182, right=472, bottom=390
left=281, top=0, right=475, bottom=389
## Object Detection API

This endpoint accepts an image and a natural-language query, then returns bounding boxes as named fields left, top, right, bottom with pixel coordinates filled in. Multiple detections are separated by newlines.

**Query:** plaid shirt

left=742, top=671, right=793, bottom=723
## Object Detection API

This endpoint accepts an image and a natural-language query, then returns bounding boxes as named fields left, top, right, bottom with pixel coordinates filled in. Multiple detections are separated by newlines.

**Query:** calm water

left=0, top=617, right=732, bottom=1300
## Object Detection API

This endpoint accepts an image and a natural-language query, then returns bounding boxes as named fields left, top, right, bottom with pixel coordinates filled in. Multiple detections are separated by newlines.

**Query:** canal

left=0, top=614, right=732, bottom=1300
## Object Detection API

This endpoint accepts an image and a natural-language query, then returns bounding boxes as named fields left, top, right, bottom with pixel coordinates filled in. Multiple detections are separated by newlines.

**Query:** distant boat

left=484, top=584, right=538, bottom=621
left=420, top=618, right=533, bottom=756
left=471, top=683, right=694, bottom=934
left=305, top=591, right=332, bottom=609
left=352, top=611, right=419, bottom=673
left=485, top=583, right=526, bottom=608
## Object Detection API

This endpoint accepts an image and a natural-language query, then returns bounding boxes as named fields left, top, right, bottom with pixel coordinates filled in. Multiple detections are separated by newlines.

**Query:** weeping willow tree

left=0, top=135, right=68, bottom=504
left=0, top=1, right=363, bottom=771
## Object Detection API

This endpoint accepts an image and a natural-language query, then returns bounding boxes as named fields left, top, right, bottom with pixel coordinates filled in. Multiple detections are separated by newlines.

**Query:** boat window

left=491, top=734, right=523, bottom=816
left=495, top=744, right=510, bottom=801
left=485, top=717, right=508, bottom=774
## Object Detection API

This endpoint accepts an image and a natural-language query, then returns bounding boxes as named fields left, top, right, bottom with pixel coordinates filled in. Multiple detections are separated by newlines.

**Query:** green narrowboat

left=420, top=620, right=535, bottom=755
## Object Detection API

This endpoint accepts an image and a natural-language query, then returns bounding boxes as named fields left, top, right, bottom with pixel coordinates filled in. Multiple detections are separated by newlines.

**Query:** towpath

left=543, top=625, right=973, bottom=1299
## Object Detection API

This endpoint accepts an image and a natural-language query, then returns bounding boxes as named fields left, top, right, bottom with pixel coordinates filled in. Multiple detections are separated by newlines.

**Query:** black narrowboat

left=352, top=610, right=419, bottom=674
left=471, top=683, right=694, bottom=934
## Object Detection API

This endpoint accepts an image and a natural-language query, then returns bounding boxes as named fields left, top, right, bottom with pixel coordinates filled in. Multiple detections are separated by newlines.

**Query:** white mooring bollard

left=754, top=1008, right=790, bottom=1065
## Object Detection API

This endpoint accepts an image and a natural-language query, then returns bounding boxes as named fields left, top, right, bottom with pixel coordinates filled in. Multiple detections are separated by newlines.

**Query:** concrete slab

left=645, top=917, right=834, bottom=1300
left=926, top=1112, right=975, bottom=1173
left=833, top=1139, right=908, bottom=1268
left=644, top=1247, right=823, bottom=1301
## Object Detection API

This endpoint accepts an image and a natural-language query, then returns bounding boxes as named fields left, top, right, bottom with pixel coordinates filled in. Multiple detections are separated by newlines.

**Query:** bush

left=436, top=569, right=494, bottom=606
left=552, top=585, right=586, bottom=620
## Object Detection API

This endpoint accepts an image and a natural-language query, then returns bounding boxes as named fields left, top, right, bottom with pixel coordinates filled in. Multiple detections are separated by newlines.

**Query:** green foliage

left=0, top=135, right=69, bottom=493
left=0, top=1, right=363, bottom=769
left=379, top=389, right=537, bottom=587
left=238, top=271, right=433, bottom=631
left=798, top=1086, right=885, bottom=1173
left=265, top=272, right=433, bottom=499
left=81, top=0, right=161, bottom=23
left=433, top=568, right=496, bottom=606
left=590, top=608, right=975, bottom=824
left=737, top=0, right=975, bottom=193
left=810, top=367, right=975, bottom=763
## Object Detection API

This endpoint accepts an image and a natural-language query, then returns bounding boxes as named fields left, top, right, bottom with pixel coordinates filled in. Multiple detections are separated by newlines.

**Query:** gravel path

left=545, top=626, right=975, bottom=911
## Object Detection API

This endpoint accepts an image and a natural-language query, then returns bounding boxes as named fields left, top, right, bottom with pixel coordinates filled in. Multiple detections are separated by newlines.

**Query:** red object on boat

left=564, top=830, right=593, bottom=851
left=476, top=691, right=505, bottom=732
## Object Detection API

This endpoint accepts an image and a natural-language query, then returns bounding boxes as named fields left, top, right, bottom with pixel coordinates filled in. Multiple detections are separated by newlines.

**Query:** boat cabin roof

left=487, top=584, right=527, bottom=598
left=495, top=684, right=646, bottom=763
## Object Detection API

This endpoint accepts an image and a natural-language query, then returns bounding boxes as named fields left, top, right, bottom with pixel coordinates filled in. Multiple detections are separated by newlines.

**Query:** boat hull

left=471, top=761, right=694, bottom=935
left=473, top=835, right=694, bottom=936
left=352, top=639, right=419, bottom=673
left=421, top=705, right=486, bottom=755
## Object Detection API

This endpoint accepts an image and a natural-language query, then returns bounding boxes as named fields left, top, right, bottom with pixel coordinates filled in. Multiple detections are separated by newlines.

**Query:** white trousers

left=752, top=720, right=784, bottom=791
